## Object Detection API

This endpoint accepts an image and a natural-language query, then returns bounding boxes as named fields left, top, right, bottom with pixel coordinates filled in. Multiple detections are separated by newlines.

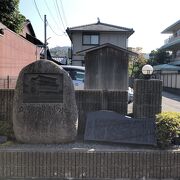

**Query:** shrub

left=156, top=112, right=180, bottom=148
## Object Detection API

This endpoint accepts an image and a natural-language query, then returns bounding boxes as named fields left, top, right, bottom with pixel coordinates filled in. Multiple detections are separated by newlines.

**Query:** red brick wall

left=0, top=28, right=40, bottom=77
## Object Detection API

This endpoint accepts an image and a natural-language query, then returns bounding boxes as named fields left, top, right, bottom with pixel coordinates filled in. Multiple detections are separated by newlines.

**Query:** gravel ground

left=0, top=136, right=179, bottom=152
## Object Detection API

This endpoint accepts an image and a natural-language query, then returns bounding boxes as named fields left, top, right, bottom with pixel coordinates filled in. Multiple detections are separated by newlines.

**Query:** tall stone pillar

left=133, top=79, right=162, bottom=118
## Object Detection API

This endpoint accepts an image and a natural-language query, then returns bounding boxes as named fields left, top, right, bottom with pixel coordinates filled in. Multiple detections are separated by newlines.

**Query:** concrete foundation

left=0, top=148, right=179, bottom=179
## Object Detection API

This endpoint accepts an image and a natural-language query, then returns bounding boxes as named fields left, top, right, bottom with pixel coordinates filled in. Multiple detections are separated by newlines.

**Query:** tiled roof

left=153, top=64, right=180, bottom=71
left=66, top=21, right=134, bottom=37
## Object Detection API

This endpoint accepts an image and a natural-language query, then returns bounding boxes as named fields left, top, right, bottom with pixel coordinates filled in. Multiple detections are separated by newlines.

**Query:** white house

left=66, top=20, right=134, bottom=66
left=161, top=19, right=180, bottom=66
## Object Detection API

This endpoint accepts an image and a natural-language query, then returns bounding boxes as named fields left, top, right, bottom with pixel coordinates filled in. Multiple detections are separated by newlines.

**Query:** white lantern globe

left=142, top=64, right=153, bottom=75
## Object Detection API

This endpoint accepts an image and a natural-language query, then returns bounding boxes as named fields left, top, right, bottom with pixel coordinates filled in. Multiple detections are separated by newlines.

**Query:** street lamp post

left=133, top=64, right=162, bottom=118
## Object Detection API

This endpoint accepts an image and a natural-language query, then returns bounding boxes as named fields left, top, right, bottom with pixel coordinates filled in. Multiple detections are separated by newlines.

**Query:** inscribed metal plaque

left=84, top=111, right=156, bottom=145
left=23, top=73, right=63, bottom=103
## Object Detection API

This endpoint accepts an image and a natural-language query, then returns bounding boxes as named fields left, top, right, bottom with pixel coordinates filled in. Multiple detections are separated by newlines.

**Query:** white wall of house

left=100, top=32, right=127, bottom=47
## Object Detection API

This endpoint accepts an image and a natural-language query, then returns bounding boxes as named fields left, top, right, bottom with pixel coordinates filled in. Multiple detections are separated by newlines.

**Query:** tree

left=149, top=49, right=170, bottom=65
left=0, top=0, right=25, bottom=33
left=129, top=48, right=147, bottom=78
left=50, top=46, right=69, bottom=57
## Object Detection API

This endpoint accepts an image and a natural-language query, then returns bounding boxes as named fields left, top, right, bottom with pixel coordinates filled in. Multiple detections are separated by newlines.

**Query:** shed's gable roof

left=77, top=43, right=138, bottom=56
left=66, top=21, right=134, bottom=37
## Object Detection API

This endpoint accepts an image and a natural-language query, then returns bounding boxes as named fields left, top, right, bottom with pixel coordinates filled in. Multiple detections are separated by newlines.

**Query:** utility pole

left=44, top=15, right=47, bottom=59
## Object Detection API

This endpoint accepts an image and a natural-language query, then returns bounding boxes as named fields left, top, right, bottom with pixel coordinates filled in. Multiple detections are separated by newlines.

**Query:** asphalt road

left=161, top=91, right=180, bottom=112
left=128, top=91, right=180, bottom=114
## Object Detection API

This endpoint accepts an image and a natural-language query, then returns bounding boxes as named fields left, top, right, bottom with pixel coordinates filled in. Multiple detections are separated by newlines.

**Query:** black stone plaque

left=84, top=111, right=157, bottom=145
left=23, top=73, right=63, bottom=103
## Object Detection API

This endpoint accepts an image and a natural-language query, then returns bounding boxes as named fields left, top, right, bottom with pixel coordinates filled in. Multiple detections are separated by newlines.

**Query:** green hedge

left=156, top=112, right=180, bottom=148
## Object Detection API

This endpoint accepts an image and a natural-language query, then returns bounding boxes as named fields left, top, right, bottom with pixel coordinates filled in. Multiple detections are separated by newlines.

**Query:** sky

left=19, top=0, right=180, bottom=53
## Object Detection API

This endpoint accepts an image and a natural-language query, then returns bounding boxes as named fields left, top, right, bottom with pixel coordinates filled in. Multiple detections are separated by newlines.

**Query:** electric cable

left=47, top=20, right=65, bottom=36
left=54, top=0, right=66, bottom=32
left=44, top=0, right=64, bottom=32
left=33, top=0, right=43, bottom=22
left=59, top=0, right=68, bottom=27
left=33, top=0, right=65, bottom=36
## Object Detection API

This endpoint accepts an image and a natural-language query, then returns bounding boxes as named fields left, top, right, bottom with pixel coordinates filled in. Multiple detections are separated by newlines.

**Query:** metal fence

left=157, top=73, right=180, bottom=89
left=0, top=76, right=17, bottom=89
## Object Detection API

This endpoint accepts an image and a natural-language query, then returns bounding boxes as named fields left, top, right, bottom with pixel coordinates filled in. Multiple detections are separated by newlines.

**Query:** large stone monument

left=13, top=60, right=78, bottom=144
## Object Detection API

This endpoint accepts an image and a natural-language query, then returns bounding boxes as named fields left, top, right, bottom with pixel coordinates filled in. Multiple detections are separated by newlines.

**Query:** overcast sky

left=19, top=0, right=180, bottom=53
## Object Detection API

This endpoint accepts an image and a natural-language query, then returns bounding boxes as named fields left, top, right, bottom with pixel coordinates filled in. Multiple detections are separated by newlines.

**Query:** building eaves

left=161, top=19, right=180, bottom=34
left=23, top=33, right=43, bottom=46
left=25, top=19, right=36, bottom=37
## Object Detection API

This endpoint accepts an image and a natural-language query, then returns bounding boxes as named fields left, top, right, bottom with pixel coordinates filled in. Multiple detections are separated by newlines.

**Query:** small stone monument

left=84, top=111, right=156, bottom=145
left=13, top=60, right=78, bottom=144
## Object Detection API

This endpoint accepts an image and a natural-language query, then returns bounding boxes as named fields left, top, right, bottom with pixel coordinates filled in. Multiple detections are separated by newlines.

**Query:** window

left=82, top=33, right=99, bottom=45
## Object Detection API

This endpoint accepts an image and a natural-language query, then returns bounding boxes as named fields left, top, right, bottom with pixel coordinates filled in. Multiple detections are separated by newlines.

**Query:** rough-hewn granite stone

left=13, top=60, right=78, bottom=144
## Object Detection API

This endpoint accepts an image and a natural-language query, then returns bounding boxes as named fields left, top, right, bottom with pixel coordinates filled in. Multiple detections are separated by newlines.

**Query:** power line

left=33, top=0, right=65, bottom=37
left=47, top=20, right=65, bottom=36
left=33, top=0, right=43, bottom=22
left=54, top=0, right=66, bottom=32
left=59, top=0, right=68, bottom=27
left=44, top=0, right=64, bottom=32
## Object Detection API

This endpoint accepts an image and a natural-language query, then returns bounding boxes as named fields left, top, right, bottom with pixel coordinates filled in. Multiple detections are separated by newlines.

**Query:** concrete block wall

left=0, top=89, right=127, bottom=136
left=0, top=150, right=180, bottom=179
left=0, top=89, right=14, bottom=122
left=133, top=79, right=162, bottom=118
left=76, top=90, right=128, bottom=134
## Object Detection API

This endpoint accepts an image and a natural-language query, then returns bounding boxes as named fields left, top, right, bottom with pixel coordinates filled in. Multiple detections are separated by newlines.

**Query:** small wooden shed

left=78, top=43, right=137, bottom=90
